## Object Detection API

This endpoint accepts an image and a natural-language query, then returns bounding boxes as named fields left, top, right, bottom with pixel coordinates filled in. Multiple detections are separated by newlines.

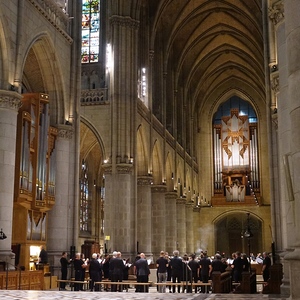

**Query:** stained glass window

left=80, top=160, right=91, bottom=232
left=82, top=0, right=100, bottom=63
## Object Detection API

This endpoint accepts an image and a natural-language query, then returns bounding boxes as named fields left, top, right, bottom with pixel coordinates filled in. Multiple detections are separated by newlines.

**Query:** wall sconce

left=94, top=180, right=96, bottom=187
left=171, top=173, right=174, bottom=180
left=103, top=159, right=108, bottom=164
left=0, top=228, right=7, bottom=240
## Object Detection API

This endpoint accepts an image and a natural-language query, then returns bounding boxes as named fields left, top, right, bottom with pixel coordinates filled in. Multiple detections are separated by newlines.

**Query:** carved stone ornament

left=116, top=163, right=133, bottom=174
left=110, top=15, right=139, bottom=30
left=271, top=75, right=279, bottom=94
left=137, top=176, right=153, bottom=186
left=151, top=185, right=167, bottom=193
left=268, top=1, right=284, bottom=25
left=176, top=198, right=186, bottom=205
left=0, top=91, right=22, bottom=111
left=165, top=192, right=178, bottom=200
left=57, top=125, right=73, bottom=140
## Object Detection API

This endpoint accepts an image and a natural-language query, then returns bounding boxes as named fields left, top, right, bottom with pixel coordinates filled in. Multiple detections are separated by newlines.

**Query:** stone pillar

left=137, top=176, right=153, bottom=258
left=0, top=90, right=22, bottom=266
left=176, top=198, right=186, bottom=254
left=165, top=192, right=177, bottom=255
left=193, top=207, right=201, bottom=253
left=47, top=125, right=74, bottom=265
left=151, top=185, right=167, bottom=259
left=283, top=1, right=300, bottom=298
left=185, top=201, right=194, bottom=254
left=103, top=164, right=135, bottom=257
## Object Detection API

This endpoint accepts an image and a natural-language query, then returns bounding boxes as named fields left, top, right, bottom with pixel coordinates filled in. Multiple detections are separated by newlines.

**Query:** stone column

left=103, top=164, right=135, bottom=257
left=137, top=176, right=153, bottom=258
left=284, top=1, right=300, bottom=298
left=193, top=207, right=201, bottom=253
left=0, top=90, right=22, bottom=265
left=176, top=198, right=186, bottom=254
left=151, top=185, right=167, bottom=259
left=165, top=192, right=178, bottom=255
left=185, top=201, right=194, bottom=254
left=47, top=125, right=74, bottom=265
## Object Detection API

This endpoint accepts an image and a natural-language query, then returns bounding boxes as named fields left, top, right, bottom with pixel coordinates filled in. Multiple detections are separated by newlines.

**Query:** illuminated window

left=82, top=0, right=100, bottom=63
left=80, top=160, right=91, bottom=232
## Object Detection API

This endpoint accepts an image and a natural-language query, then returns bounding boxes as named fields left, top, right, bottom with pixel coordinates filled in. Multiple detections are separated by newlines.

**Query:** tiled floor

left=0, top=289, right=286, bottom=300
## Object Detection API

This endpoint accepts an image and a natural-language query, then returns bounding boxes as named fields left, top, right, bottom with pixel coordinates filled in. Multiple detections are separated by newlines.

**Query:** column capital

left=110, top=15, right=139, bottom=30
left=0, top=90, right=22, bottom=111
left=268, top=1, right=284, bottom=26
left=116, top=163, right=134, bottom=174
left=165, top=191, right=178, bottom=200
left=185, top=200, right=194, bottom=208
left=193, top=206, right=201, bottom=213
left=151, top=184, right=167, bottom=193
left=57, top=124, right=73, bottom=140
left=176, top=198, right=186, bottom=205
left=137, top=175, right=153, bottom=186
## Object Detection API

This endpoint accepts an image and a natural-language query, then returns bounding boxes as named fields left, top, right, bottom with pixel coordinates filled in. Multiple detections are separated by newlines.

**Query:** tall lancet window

left=212, top=97, right=259, bottom=204
left=81, top=0, right=100, bottom=63
left=80, top=160, right=91, bottom=233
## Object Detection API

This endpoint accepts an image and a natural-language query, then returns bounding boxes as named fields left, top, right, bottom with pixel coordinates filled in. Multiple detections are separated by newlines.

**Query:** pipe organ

left=13, top=93, right=57, bottom=269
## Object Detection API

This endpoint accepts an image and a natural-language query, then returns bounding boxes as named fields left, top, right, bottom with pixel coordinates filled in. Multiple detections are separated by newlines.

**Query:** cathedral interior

left=0, top=0, right=300, bottom=297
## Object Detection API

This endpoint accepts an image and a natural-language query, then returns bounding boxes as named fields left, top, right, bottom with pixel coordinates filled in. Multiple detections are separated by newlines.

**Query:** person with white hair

left=134, top=253, right=150, bottom=292
left=89, top=253, right=102, bottom=291
left=109, top=251, right=125, bottom=292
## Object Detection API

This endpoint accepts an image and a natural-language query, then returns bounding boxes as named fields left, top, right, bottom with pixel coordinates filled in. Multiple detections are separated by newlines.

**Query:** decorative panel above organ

left=212, top=98, right=260, bottom=205
left=14, top=93, right=57, bottom=211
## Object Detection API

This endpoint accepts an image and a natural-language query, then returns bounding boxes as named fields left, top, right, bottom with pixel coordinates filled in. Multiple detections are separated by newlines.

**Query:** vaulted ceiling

left=150, top=0, right=265, bottom=112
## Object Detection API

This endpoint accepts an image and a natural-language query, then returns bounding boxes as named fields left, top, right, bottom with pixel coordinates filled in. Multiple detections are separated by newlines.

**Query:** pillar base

left=285, top=248, right=300, bottom=299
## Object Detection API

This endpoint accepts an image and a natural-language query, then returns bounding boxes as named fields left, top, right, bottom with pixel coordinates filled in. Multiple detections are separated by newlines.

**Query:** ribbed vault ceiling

left=150, top=0, right=265, bottom=110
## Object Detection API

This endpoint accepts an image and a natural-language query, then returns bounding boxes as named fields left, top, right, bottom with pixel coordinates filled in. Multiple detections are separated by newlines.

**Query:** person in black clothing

left=156, top=251, right=169, bottom=293
left=165, top=252, right=172, bottom=292
left=169, top=250, right=183, bottom=293
left=109, top=251, right=125, bottom=292
left=89, top=253, right=102, bottom=291
left=182, top=254, right=192, bottom=293
left=242, top=253, right=250, bottom=272
left=39, top=245, right=48, bottom=264
left=134, top=253, right=150, bottom=292
left=232, top=251, right=245, bottom=282
left=102, top=253, right=110, bottom=291
left=60, top=252, right=71, bottom=290
left=188, top=253, right=200, bottom=293
left=199, top=251, right=212, bottom=293
left=211, top=254, right=224, bottom=273
left=262, top=252, right=271, bottom=282
left=73, top=253, right=87, bottom=291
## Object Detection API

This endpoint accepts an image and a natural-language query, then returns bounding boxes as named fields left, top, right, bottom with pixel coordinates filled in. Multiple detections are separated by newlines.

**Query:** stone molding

left=57, top=124, right=73, bottom=140
left=151, top=185, right=167, bottom=193
left=137, top=176, right=153, bottom=186
left=185, top=201, right=194, bottom=208
left=176, top=198, right=186, bottom=205
left=103, top=164, right=112, bottom=174
left=110, top=15, right=139, bottom=30
left=193, top=207, right=201, bottom=213
left=0, top=90, right=22, bottom=111
left=268, top=1, right=284, bottom=25
left=271, top=74, right=279, bottom=94
left=116, top=163, right=133, bottom=174
left=165, top=192, right=178, bottom=201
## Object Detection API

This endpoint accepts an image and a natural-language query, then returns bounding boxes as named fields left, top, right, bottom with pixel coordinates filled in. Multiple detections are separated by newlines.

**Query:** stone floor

left=0, top=288, right=287, bottom=300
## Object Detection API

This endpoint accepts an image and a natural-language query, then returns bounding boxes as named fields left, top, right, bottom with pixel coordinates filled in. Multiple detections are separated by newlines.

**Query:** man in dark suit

left=169, top=250, right=183, bottom=293
left=89, top=253, right=102, bottom=291
left=109, top=251, right=125, bottom=292
left=134, top=252, right=150, bottom=292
